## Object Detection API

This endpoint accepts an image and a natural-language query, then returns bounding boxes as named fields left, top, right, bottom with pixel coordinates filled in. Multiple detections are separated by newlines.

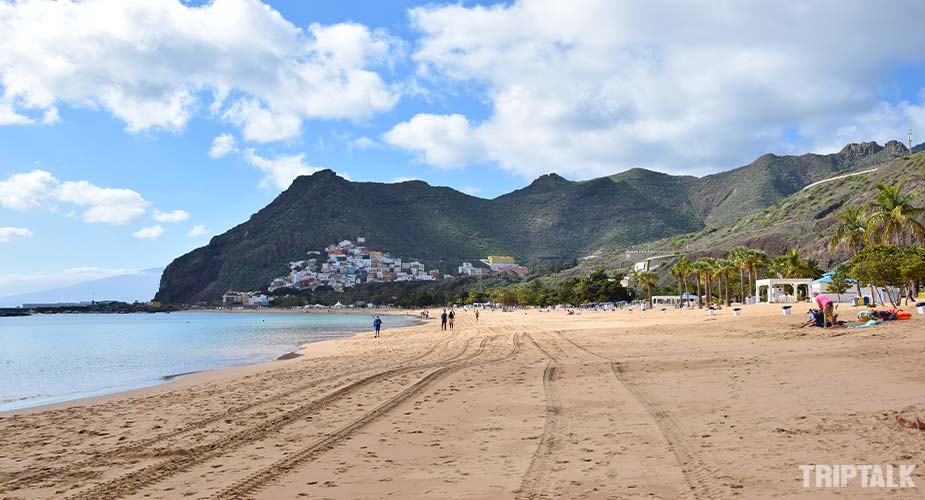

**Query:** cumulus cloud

left=0, top=227, right=32, bottom=243
left=187, top=224, right=209, bottom=237
left=396, top=0, right=925, bottom=178
left=132, top=225, right=165, bottom=240
left=208, top=133, right=237, bottom=158
left=0, top=170, right=148, bottom=224
left=0, top=170, right=58, bottom=210
left=222, top=99, right=302, bottom=143
left=242, top=149, right=319, bottom=190
left=384, top=113, right=485, bottom=168
left=0, top=0, right=400, bottom=138
left=152, top=209, right=190, bottom=223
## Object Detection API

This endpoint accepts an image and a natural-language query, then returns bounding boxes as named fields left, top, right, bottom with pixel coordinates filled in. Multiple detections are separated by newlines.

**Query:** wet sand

left=1, top=304, right=923, bottom=499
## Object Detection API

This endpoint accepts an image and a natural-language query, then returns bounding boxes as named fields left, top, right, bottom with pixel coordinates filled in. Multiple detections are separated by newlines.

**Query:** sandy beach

left=1, top=304, right=923, bottom=499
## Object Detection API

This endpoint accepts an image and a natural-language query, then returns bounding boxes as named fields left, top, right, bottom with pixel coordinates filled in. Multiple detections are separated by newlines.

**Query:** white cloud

left=0, top=227, right=32, bottom=243
left=222, top=99, right=302, bottom=143
left=242, top=148, right=319, bottom=190
left=0, top=170, right=58, bottom=210
left=400, top=0, right=925, bottom=178
left=348, top=136, right=380, bottom=151
left=0, top=0, right=400, bottom=137
left=132, top=225, right=165, bottom=240
left=153, top=209, right=190, bottom=223
left=208, top=133, right=237, bottom=158
left=0, top=100, right=34, bottom=125
left=55, top=181, right=148, bottom=225
left=390, top=176, right=420, bottom=183
left=384, top=113, right=485, bottom=168
left=461, top=186, right=483, bottom=196
left=187, top=224, right=209, bottom=237
left=0, top=170, right=149, bottom=225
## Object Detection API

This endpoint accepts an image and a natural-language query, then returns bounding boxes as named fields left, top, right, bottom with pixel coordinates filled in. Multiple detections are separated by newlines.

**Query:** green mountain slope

left=155, top=140, right=918, bottom=304
left=649, top=151, right=925, bottom=268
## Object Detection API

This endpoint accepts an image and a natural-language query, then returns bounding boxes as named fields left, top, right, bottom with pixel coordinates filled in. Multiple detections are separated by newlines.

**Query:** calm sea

left=0, top=311, right=415, bottom=412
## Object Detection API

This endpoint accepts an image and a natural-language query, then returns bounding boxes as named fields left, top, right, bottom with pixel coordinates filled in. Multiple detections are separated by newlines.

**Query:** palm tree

left=638, top=271, right=659, bottom=309
left=693, top=257, right=717, bottom=307
left=743, top=249, right=768, bottom=300
left=830, top=206, right=869, bottom=255
left=771, top=248, right=815, bottom=279
left=715, top=259, right=737, bottom=307
left=626, top=268, right=643, bottom=297
left=729, top=246, right=749, bottom=303
left=866, top=182, right=925, bottom=245
left=670, top=257, right=692, bottom=306
left=690, top=259, right=707, bottom=308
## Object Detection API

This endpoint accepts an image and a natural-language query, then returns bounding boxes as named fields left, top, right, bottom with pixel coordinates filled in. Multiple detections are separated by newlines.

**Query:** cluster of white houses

left=458, top=255, right=529, bottom=277
left=265, top=238, right=443, bottom=293
left=221, top=290, right=270, bottom=307
left=218, top=240, right=532, bottom=305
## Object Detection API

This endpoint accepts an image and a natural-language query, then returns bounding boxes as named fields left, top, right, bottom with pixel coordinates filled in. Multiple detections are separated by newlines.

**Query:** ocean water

left=0, top=311, right=414, bottom=412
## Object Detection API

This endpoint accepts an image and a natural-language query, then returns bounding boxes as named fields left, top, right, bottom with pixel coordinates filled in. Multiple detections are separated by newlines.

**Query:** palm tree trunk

left=647, top=284, right=653, bottom=309
left=706, top=276, right=712, bottom=307
left=726, top=273, right=732, bottom=307
left=738, top=268, right=745, bottom=303
left=696, top=275, right=702, bottom=308
left=748, top=266, right=755, bottom=303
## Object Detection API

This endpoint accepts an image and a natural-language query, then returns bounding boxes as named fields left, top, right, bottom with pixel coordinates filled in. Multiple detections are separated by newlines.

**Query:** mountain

left=0, top=268, right=163, bottom=307
left=156, top=141, right=918, bottom=304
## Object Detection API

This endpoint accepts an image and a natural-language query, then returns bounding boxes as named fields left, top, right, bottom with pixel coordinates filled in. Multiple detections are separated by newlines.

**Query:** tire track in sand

left=515, top=334, right=562, bottom=500
left=211, top=332, right=524, bottom=500
left=553, top=331, right=731, bottom=500
left=63, top=335, right=482, bottom=500
left=3, top=335, right=457, bottom=493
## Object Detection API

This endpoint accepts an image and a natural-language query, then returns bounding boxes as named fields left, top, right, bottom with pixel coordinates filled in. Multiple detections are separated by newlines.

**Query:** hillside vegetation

left=645, top=152, right=925, bottom=267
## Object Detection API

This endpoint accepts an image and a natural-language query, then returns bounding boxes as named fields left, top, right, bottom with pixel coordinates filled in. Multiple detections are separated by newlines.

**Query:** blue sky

left=1, top=0, right=924, bottom=296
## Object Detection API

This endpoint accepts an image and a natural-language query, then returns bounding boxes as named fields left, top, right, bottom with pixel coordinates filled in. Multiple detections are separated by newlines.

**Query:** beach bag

left=809, top=309, right=824, bottom=327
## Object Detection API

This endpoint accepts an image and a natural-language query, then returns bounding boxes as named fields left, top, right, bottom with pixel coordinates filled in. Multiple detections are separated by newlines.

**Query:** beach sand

left=1, top=304, right=923, bottom=499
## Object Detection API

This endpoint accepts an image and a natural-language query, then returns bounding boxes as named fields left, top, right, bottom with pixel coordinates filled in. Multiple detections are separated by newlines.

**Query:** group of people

left=440, top=308, right=455, bottom=330
left=374, top=307, right=482, bottom=338
left=440, top=308, right=479, bottom=330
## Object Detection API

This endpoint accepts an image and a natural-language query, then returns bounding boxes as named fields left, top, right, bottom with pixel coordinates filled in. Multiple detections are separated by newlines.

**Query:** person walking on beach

left=448, top=309, right=455, bottom=330
left=440, top=309, right=448, bottom=331
left=475, top=310, right=479, bottom=323
left=373, top=315, right=382, bottom=338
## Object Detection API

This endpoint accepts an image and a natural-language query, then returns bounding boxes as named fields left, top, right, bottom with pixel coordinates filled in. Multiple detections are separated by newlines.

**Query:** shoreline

left=182, top=306, right=423, bottom=316
left=0, top=312, right=425, bottom=416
